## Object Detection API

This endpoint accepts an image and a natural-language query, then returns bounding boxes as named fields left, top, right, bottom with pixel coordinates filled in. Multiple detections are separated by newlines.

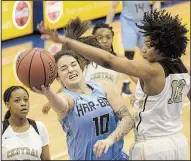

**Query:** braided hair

left=136, top=9, right=188, bottom=59
left=3, top=86, right=29, bottom=120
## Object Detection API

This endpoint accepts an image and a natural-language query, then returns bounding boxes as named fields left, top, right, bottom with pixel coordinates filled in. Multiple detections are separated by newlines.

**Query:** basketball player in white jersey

left=106, top=1, right=161, bottom=96
left=2, top=86, right=50, bottom=160
left=84, top=22, right=120, bottom=85
left=38, top=9, right=190, bottom=159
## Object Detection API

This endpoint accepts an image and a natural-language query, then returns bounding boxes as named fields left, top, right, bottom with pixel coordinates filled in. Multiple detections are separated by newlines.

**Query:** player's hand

left=93, top=138, right=114, bottom=158
left=37, top=21, right=64, bottom=44
left=42, top=102, right=51, bottom=115
left=32, top=84, right=51, bottom=95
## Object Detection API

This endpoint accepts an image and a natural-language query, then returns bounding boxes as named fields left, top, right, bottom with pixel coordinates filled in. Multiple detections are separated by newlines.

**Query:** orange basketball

left=16, top=48, right=57, bottom=90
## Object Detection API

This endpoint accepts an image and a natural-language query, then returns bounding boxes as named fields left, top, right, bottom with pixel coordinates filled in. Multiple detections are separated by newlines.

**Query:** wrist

left=44, top=90, right=55, bottom=99
left=60, top=36, right=70, bottom=47
left=107, top=136, right=115, bottom=144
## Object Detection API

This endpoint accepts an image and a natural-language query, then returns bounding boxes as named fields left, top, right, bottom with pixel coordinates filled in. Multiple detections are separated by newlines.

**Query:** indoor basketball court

left=2, top=1, right=190, bottom=160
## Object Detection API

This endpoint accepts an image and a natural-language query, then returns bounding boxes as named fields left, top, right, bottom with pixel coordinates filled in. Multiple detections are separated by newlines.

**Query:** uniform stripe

left=136, top=95, right=148, bottom=133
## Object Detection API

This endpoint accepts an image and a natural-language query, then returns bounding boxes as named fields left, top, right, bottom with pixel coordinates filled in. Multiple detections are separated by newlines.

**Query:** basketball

left=16, top=48, right=57, bottom=90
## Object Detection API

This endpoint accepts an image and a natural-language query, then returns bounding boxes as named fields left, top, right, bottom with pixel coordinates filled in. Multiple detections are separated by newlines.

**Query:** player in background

left=36, top=18, right=134, bottom=160
left=84, top=22, right=120, bottom=85
left=2, top=86, right=50, bottom=160
left=106, top=1, right=161, bottom=96
left=38, top=10, right=190, bottom=159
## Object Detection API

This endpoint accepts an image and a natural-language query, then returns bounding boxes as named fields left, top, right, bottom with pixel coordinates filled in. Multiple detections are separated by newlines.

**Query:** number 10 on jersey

left=93, top=113, right=109, bottom=136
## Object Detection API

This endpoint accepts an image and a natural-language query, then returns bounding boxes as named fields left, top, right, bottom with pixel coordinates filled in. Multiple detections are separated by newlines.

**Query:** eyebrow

left=14, top=97, right=20, bottom=99
left=60, top=61, right=77, bottom=69
left=14, top=96, right=28, bottom=99
left=71, top=61, right=77, bottom=64
left=60, top=65, right=67, bottom=69
left=144, top=40, right=151, bottom=43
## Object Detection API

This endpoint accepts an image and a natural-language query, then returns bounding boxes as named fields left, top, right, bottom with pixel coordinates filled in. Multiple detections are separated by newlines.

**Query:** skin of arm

left=100, top=81, right=134, bottom=142
left=34, top=85, right=73, bottom=120
left=42, top=86, right=64, bottom=114
left=152, top=1, right=161, bottom=11
left=37, top=22, right=163, bottom=91
left=41, top=145, right=51, bottom=160
left=105, top=1, right=120, bottom=24
left=45, top=91, right=73, bottom=120
left=63, top=37, right=160, bottom=81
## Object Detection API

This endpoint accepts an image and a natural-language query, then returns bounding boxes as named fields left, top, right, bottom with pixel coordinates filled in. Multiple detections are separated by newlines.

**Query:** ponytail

left=4, top=110, right=11, bottom=120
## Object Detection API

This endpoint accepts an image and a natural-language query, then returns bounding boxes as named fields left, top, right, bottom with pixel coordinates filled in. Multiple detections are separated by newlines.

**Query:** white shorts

left=129, top=132, right=188, bottom=160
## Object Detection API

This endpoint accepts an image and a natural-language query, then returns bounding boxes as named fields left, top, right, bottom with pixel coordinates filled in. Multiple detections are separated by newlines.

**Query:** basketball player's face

left=142, top=36, right=160, bottom=63
left=94, top=28, right=113, bottom=52
left=8, top=89, right=29, bottom=118
left=57, top=55, right=83, bottom=87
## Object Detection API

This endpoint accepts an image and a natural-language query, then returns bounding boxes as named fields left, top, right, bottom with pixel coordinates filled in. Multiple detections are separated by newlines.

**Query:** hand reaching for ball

left=37, top=21, right=65, bottom=44
left=33, top=84, right=51, bottom=96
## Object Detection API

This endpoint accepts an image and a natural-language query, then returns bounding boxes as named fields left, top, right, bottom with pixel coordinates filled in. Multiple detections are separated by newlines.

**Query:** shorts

left=120, top=15, right=145, bottom=51
left=129, top=132, right=188, bottom=160
left=113, top=151, right=129, bottom=160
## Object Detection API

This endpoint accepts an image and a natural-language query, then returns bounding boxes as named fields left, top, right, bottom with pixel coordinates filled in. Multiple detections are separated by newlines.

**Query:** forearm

left=108, top=106, right=134, bottom=142
left=106, top=1, right=119, bottom=24
left=64, top=37, right=113, bottom=67
left=106, top=6, right=116, bottom=24
left=45, top=91, right=69, bottom=113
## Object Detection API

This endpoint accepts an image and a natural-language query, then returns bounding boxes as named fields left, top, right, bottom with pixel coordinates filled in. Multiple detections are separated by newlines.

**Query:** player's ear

left=5, top=102, right=10, bottom=109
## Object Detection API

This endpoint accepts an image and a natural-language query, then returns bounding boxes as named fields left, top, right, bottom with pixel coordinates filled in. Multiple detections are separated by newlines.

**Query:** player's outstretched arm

left=42, top=86, right=64, bottom=115
left=37, top=21, right=160, bottom=80
left=33, top=85, right=73, bottom=120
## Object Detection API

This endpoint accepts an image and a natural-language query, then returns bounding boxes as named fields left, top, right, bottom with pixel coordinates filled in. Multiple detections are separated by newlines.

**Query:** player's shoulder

left=157, top=58, right=188, bottom=77
left=35, top=120, right=47, bottom=130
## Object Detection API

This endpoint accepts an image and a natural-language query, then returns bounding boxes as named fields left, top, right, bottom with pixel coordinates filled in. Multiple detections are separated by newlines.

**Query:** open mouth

left=21, top=108, right=28, bottom=113
left=69, top=74, right=78, bottom=79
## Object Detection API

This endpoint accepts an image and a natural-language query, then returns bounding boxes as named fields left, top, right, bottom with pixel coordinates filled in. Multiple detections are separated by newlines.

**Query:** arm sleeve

left=36, top=121, right=50, bottom=147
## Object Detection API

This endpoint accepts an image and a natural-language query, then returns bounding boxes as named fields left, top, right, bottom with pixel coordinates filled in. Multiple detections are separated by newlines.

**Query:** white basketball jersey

left=84, top=63, right=120, bottom=84
left=134, top=58, right=190, bottom=137
left=2, top=121, right=49, bottom=160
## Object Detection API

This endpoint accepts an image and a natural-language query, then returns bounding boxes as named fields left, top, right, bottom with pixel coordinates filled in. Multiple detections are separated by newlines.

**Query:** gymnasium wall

left=2, top=1, right=184, bottom=41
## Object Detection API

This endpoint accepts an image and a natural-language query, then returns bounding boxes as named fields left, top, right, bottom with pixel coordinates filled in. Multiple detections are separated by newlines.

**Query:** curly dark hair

left=55, top=18, right=102, bottom=71
left=136, top=9, right=188, bottom=59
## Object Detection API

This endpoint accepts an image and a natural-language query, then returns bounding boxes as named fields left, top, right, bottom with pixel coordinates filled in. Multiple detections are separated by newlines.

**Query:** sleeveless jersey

left=121, top=1, right=151, bottom=22
left=2, top=121, right=49, bottom=160
left=134, top=58, right=190, bottom=137
left=84, top=63, right=120, bottom=85
left=59, top=81, right=124, bottom=160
